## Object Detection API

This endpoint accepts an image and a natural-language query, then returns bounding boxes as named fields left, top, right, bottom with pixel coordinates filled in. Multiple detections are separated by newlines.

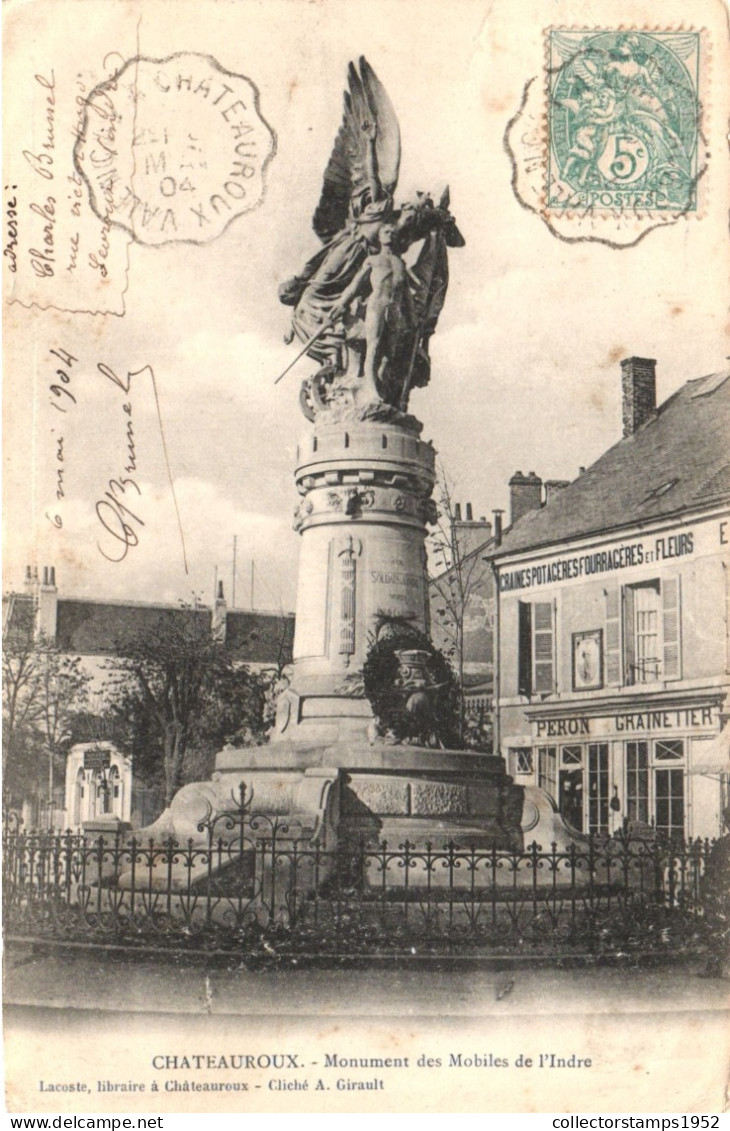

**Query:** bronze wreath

left=362, top=618, right=459, bottom=746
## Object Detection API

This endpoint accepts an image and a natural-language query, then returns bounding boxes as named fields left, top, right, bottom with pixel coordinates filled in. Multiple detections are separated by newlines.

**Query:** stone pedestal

left=215, top=413, right=523, bottom=855
left=142, top=414, right=523, bottom=888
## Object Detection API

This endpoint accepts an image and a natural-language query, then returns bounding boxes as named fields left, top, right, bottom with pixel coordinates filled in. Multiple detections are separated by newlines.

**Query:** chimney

left=544, top=479, right=570, bottom=505
left=24, top=565, right=35, bottom=595
left=452, top=502, right=492, bottom=559
left=621, top=356, right=656, bottom=437
left=492, top=509, right=504, bottom=546
left=36, top=564, right=58, bottom=640
left=212, top=580, right=227, bottom=643
left=509, top=471, right=543, bottom=525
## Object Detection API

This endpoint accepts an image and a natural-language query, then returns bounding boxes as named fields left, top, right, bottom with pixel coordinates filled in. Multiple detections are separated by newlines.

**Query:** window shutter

left=605, top=586, right=622, bottom=686
left=724, top=562, right=729, bottom=675
left=533, top=601, right=554, bottom=693
left=662, top=575, right=681, bottom=680
left=518, top=602, right=532, bottom=695
left=623, top=585, right=636, bottom=685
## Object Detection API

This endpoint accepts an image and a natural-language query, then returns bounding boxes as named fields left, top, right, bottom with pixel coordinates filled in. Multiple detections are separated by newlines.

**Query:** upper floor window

left=630, top=580, right=661, bottom=682
left=518, top=600, right=555, bottom=696
left=605, top=576, right=681, bottom=686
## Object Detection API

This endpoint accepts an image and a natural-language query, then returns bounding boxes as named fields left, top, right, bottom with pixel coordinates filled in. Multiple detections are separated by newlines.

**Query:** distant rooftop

left=491, top=370, right=730, bottom=558
left=3, top=592, right=294, bottom=666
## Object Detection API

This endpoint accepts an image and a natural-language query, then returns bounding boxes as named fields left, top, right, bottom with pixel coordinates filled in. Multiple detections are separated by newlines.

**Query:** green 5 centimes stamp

left=547, top=30, right=700, bottom=214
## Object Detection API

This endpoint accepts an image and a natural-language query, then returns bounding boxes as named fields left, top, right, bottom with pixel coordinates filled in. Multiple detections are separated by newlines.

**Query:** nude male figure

left=331, top=222, right=415, bottom=403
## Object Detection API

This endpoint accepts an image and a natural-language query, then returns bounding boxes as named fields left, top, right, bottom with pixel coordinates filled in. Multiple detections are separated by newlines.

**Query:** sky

left=4, top=0, right=728, bottom=614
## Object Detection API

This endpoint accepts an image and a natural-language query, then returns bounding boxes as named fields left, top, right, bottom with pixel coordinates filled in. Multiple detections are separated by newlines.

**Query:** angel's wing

left=664, top=34, right=699, bottom=62
left=551, top=32, right=583, bottom=64
left=312, top=57, right=400, bottom=242
left=572, top=52, right=607, bottom=89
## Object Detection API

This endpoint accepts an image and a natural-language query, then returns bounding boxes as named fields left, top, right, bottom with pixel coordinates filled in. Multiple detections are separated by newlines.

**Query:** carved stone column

left=275, top=417, right=436, bottom=745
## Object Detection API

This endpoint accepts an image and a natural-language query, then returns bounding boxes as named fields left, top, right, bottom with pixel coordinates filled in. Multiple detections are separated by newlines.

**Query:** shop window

left=537, top=745, right=557, bottom=798
left=561, top=745, right=582, bottom=766
left=587, top=743, right=609, bottom=834
left=605, top=577, right=681, bottom=686
left=518, top=601, right=555, bottom=696
left=509, top=748, right=533, bottom=776
left=655, top=768, right=684, bottom=839
left=654, top=739, right=685, bottom=839
left=655, top=738, right=684, bottom=760
left=559, top=746, right=584, bottom=831
left=626, top=741, right=649, bottom=824
left=625, top=739, right=685, bottom=837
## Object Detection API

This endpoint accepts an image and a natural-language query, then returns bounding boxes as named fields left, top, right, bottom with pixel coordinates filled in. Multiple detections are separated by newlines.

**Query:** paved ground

left=4, top=943, right=729, bottom=1017
left=5, top=947, right=729, bottom=1113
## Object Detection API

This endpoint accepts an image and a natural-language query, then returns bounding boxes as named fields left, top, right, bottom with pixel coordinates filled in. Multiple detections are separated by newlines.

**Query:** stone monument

left=145, top=58, right=523, bottom=873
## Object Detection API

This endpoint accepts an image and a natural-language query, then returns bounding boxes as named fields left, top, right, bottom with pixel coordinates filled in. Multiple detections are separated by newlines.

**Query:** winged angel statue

left=278, top=58, right=464, bottom=422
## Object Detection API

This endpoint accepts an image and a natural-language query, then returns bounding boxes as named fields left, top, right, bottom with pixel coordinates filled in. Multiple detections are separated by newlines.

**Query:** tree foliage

left=103, top=605, right=271, bottom=805
left=428, top=469, right=495, bottom=746
left=3, top=602, right=91, bottom=807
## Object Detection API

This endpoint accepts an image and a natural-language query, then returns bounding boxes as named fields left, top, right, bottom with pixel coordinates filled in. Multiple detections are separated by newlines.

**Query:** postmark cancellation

left=75, top=53, right=276, bottom=247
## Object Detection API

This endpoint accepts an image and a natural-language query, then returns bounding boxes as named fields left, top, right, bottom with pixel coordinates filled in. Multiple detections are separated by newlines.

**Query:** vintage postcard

left=3, top=0, right=730, bottom=1115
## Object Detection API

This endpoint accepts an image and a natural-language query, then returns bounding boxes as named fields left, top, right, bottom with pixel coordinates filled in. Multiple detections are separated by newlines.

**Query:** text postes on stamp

left=75, top=53, right=276, bottom=247
left=506, top=29, right=704, bottom=248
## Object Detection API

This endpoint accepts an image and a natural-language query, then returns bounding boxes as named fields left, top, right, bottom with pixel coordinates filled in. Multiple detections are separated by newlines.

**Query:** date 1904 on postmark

left=547, top=29, right=700, bottom=214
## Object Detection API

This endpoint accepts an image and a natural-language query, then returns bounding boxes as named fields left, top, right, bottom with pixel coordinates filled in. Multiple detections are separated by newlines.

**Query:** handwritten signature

left=95, top=363, right=148, bottom=562
left=45, top=350, right=187, bottom=572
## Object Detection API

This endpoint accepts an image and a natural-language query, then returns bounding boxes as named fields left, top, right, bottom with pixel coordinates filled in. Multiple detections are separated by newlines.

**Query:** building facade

left=491, top=360, right=730, bottom=841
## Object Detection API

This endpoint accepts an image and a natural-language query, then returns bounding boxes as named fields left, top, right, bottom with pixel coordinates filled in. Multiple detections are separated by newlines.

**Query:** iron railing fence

left=2, top=794, right=716, bottom=958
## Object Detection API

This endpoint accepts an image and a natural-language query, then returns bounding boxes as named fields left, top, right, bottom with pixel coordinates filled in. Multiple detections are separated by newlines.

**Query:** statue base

left=136, top=742, right=524, bottom=899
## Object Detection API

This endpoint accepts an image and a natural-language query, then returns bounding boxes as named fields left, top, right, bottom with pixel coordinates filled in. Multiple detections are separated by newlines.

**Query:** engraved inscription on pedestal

left=366, top=547, right=425, bottom=624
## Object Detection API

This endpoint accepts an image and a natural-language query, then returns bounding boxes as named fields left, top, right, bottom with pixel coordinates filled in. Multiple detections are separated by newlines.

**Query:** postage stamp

left=546, top=30, right=700, bottom=214
left=505, top=28, right=705, bottom=248
left=75, top=53, right=276, bottom=247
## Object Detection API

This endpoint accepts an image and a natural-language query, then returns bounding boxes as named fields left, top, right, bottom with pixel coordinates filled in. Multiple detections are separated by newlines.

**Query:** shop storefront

left=510, top=699, right=726, bottom=839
